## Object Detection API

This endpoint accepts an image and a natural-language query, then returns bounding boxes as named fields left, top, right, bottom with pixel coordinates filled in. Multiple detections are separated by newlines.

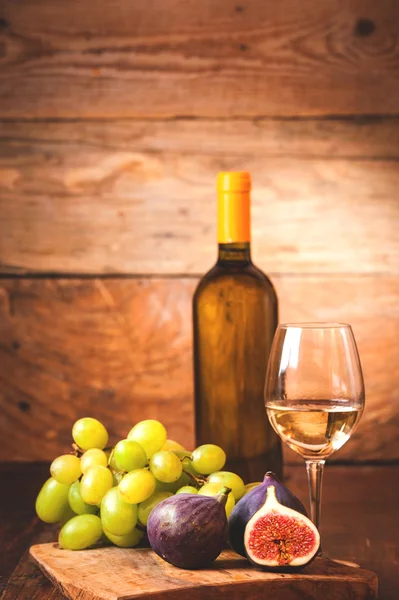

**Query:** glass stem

left=305, top=460, right=325, bottom=530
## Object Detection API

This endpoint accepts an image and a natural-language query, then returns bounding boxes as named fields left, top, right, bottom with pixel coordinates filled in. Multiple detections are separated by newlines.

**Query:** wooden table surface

left=1, top=463, right=398, bottom=600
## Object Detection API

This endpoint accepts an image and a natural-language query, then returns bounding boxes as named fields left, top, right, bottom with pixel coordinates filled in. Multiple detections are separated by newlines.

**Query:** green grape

left=112, top=471, right=124, bottom=486
left=81, top=449, right=108, bottom=473
left=149, top=451, right=182, bottom=483
left=119, top=469, right=156, bottom=504
left=72, top=417, right=108, bottom=450
left=101, top=487, right=138, bottom=536
left=172, top=450, right=192, bottom=461
left=154, top=478, right=181, bottom=493
left=176, top=486, right=198, bottom=494
left=191, top=444, right=226, bottom=475
left=208, top=471, right=245, bottom=501
left=104, top=527, right=143, bottom=548
left=108, top=450, right=119, bottom=472
left=36, top=478, right=70, bottom=523
left=180, top=455, right=200, bottom=481
left=162, top=439, right=186, bottom=452
left=80, top=466, right=113, bottom=505
left=182, top=456, right=199, bottom=474
left=243, top=482, right=262, bottom=496
left=59, top=514, right=103, bottom=550
left=171, top=450, right=192, bottom=474
left=127, top=420, right=167, bottom=459
left=50, top=454, right=81, bottom=485
left=164, top=455, right=200, bottom=490
left=173, top=472, right=192, bottom=490
left=198, top=482, right=235, bottom=517
left=68, top=481, right=97, bottom=515
left=138, top=492, right=172, bottom=526
left=59, top=505, right=76, bottom=526
left=114, top=439, right=147, bottom=472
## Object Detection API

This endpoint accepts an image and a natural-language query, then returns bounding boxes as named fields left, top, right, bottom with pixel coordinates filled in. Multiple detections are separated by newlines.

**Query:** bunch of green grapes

left=36, top=417, right=259, bottom=551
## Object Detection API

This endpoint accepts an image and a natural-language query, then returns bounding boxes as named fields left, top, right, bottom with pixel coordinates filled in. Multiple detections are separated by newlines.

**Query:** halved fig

left=244, top=485, right=320, bottom=569
left=229, top=472, right=308, bottom=557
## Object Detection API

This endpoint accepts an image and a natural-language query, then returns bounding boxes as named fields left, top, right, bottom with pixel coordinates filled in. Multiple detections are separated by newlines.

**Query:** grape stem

left=71, top=443, right=84, bottom=457
left=181, top=469, right=207, bottom=486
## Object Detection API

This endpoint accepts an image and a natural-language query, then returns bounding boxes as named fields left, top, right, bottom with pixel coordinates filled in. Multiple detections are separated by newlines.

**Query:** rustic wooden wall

left=0, top=0, right=398, bottom=464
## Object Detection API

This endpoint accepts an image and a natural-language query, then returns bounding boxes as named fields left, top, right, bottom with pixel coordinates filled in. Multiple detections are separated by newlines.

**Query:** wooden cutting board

left=30, top=543, right=378, bottom=600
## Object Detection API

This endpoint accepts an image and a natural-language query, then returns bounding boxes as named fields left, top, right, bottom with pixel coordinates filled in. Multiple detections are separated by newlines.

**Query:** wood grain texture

left=29, top=544, right=377, bottom=600
left=1, top=549, right=61, bottom=600
left=0, top=464, right=50, bottom=586
left=1, top=0, right=399, bottom=117
left=3, top=117, right=399, bottom=159
left=0, top=278, right=195, bottom=459
left=1, top=119, right=398, bottom=275
left=0, top=276, right=398, bottom=463
left=3, top=464, right=399, bottom=600
left=277, top=274, right=399, bottom=463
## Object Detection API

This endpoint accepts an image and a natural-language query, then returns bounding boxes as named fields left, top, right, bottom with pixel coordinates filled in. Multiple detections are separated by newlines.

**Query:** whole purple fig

left=229, top=472, right=307, bottom=557
left=147, top=487, right=230, bottom=569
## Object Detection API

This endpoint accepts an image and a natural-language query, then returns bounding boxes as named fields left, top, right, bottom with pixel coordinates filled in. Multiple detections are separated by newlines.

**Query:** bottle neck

left=217, top=242, right=252, bottom=266
left=217, top=187, right=251, bottom=266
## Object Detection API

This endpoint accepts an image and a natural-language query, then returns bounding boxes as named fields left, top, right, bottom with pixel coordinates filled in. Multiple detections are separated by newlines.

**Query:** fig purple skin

left=228, top=472, right=308, bottom=557
left=147, top=492, right=228, bottom=569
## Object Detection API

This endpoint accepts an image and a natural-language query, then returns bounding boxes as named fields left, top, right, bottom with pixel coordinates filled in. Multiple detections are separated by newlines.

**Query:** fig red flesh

left=244, top=485, right=320, bottom=569
left=247, top=512, right=317, bottom=565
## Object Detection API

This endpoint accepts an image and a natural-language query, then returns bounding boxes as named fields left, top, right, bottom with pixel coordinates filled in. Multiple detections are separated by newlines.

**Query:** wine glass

left=264, top=323, right=365, bottom=533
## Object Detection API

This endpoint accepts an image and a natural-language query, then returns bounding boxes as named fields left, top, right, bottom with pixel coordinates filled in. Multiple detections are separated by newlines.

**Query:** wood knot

left=354, top=18, right=376, bottom=37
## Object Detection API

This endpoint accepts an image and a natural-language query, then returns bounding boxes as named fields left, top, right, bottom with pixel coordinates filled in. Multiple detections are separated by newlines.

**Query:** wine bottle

left=193, top=172, right=282, bottom=482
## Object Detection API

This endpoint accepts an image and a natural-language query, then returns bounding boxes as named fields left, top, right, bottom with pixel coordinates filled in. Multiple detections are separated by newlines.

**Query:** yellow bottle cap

left=217, top=172, right=251, bottom=193
left=216, top=172, right=251, bottom=243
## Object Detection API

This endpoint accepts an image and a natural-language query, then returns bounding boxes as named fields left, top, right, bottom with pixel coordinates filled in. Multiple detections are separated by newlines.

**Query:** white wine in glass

left=267, top=400, right=363, bottom=460
left=265, top=323, right=365, bottom=532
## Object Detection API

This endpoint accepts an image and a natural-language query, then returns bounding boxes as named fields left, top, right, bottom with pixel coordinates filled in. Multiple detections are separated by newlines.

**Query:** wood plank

left=0, top=275, right=398, bottom=463
left=276, top=274, right=399, bottom=463
left=29, top=544, right=377, bottom=600
left=1, top=549, right=62, bottom=600
left=289, top=465, right=399, bottom=600
left=2, top=117, right=399, bottom=159
left=0, top=463, right=50, bottom=585
left=1, top=0, right=399, bottom=118
left=0, top=278, right=195, bottom=459
left=1, top=120, right=398, bottom=274
left=2, top=465, right=397, bottom=600
left=1, top=516, right=41, bottom=589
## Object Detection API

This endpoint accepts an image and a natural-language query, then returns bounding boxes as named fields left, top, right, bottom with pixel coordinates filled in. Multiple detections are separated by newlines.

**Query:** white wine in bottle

left=193, top=172, right=282, bottom=482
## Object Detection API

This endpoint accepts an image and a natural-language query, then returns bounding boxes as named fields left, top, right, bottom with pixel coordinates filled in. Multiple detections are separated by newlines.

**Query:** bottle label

left=218, top=191, right=250, bottom=243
